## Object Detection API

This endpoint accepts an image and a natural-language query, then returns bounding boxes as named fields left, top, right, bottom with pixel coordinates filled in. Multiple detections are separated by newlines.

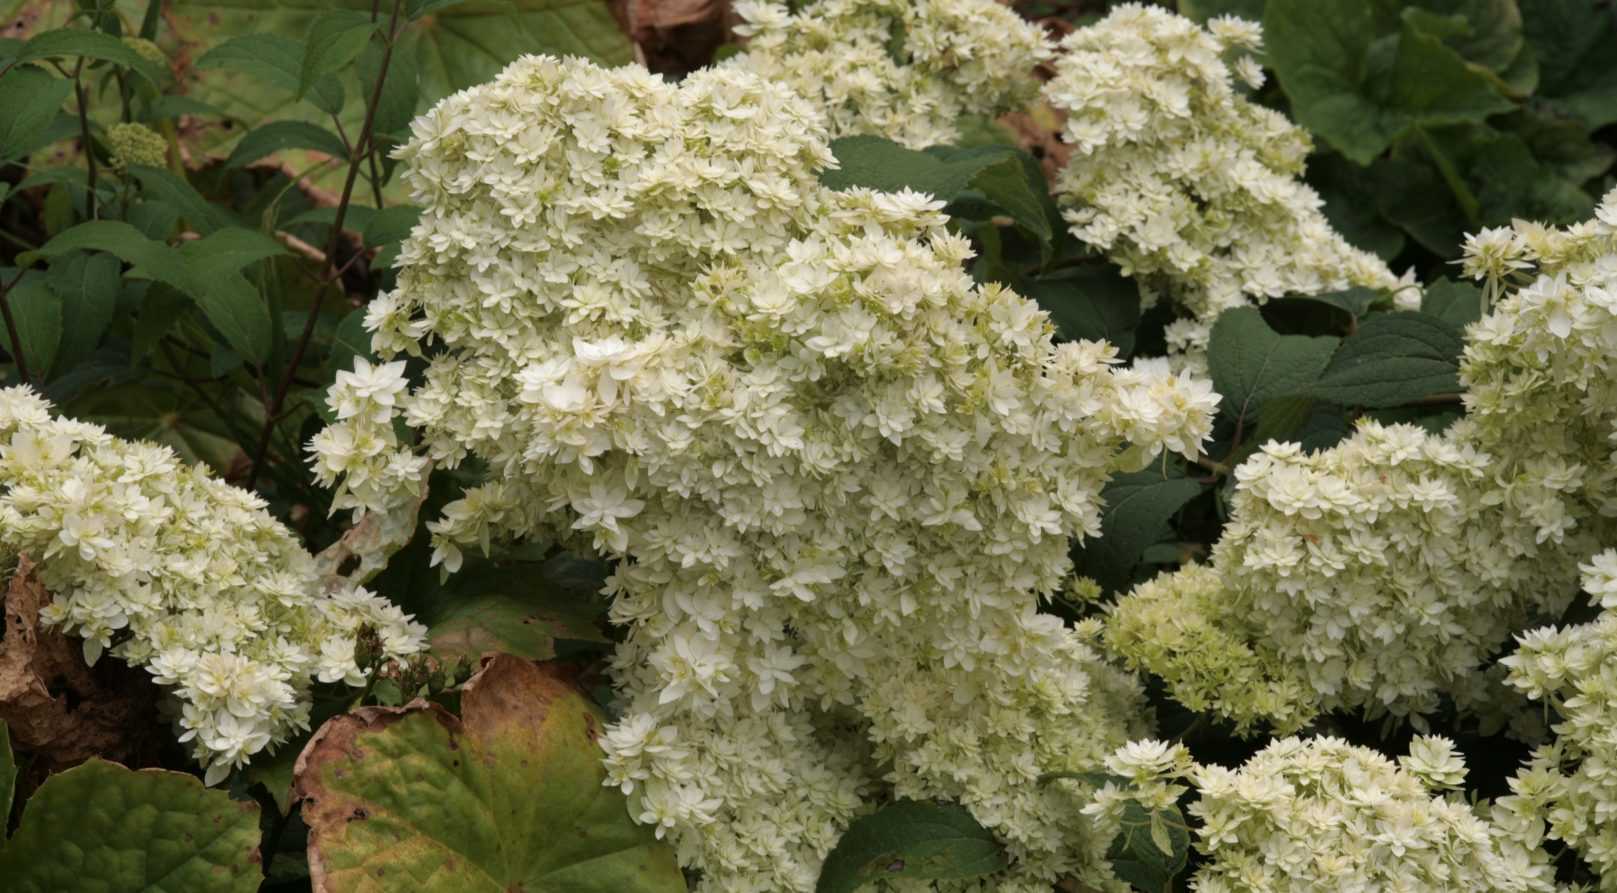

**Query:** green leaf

left=295, top=655, right=685, bottom=893
left=1264, top=0, right=1513, bottom=164
left=1078, top=466, right=1204, bottom=594
left=16, top=28, right=166, bottom=85
left=1521, top=0, right=1617, bottom=127
left=29, top=221, right=201, bottom=294
left=1421, top=278, right=1484, bottom=329
left=177, top=228, right=286, bottom=363
left=1371, top=155, right=1469, bottom=257
left=0, top=67, right=72, bottom=160
left=1207, top=307, right=1339, bottom=426
left=358, top=29, right=421, bottom=141
left=126, top=164, right=238, bottom=234
left=816, top=800, right=1006, bottom=893
left=299, top=12, right=376, bottom=100
left=46, top=251, right=121, bottom=369
left=822, top=136, right=1016, bottom=197
left=1023, top=267, right=1141, bottom=355
left=0, top=758, right=262, bottom=892
left=67, top=382, right=243, bottom=471
left=327, top=308, right=374, bottom=375
left=362, top=204, right=422, bottom=248
left=1284, top=286, right=1381, bottom=319
left=225, top=119, right=349, bottom=168
left=6, top=277, right=62, bottom=379
left=1399, top=0, right=1529, bottom=76
left=1307, top=311, right=1464, bottom=408
left=160, top=0, right=632, bottom=167
left=1106, top=800, right=1191, bottom=893
left=1309, top=152, right=1407, bottom=261
left=196, top=32, right=345, bottom=115
left=0, top=720, right=13, bottom=828
left=1425, top=123, right=1598, bottom=227
left=427, top=591, right=610, bottom=663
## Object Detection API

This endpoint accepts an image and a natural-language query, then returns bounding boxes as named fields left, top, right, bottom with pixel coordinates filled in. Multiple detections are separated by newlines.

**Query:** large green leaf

left=6, top=276, right=61, bottom=380
left=1421, top=278, right=1484, bottom=329
left=1207, top=307, right=1339, bottom=427
left=1077, top=465, right=1204, bottom=594
left=1264, top=0, right=1513, bottom=164
left=294, top=655, right=685, bottom=893
left=0, top=66, right=73, bottom=161
left=45, top=251, right=121, bottom=370
left=0, top=759, right=262, bottom=892
left=1024, top=266, right=1141, bottom=356
left=225, top=120, right=349, bottom=168
left=427, top=590, right=610, bottom=663
left=154, top=0, right=631, bottom=159
left=14, top=27, right=167, bottom=86
left=1520, top=0, right=1617, bottom=128
left=1307, top=311, right=1464, bottom=408
left=66, top=383, right=243, bottom=471
left=816, top=800, right=1006, bottom=893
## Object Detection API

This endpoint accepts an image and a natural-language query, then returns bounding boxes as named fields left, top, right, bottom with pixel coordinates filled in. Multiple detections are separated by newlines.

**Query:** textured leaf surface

left=0, top=758, right=262, bottom=893
left=1265, top=0, right=1512, bottom=164
left=295, top=654, right=684, bottom=893
left=154, top=0, right=631, bottom=157
left=1308, top=312, right=1463, bottom=407
left=817, top=800, right=1005, bottom=893
left=428, top=592, right=609, bottom=663
left=1025, top=267, right=1141, bottom=356
left=1208, top=307, right=1339, bottom=425
left=1078, top=466, right=1203, bottom=594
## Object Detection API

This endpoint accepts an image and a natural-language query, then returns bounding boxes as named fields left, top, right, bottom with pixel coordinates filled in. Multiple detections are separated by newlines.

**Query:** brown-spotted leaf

left=294, top=654, right=684, bottom=893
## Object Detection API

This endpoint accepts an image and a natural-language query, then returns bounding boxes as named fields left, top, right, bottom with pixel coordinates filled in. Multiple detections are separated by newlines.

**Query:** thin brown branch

left=246, top=0, right=405, bottom=490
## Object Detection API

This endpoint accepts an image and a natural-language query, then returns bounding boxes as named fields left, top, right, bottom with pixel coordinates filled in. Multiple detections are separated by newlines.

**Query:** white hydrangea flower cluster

left=1497, top=550, right=1617, bottom=885
left=310, top=55, right=1220, bottom=890
left=0, top=386, right=426, bottom=784
left=1109, top=195, right=1617, bottom=732
left=1044, top=4, right=1400, bottom=373
left=1106, top=736, right=1561, bottom=892
left=726, top=0, right=1050, bottom=149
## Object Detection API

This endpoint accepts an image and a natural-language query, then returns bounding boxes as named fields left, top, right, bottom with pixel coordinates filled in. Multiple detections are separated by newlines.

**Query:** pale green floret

left=106, top=121, right=168, bottom=170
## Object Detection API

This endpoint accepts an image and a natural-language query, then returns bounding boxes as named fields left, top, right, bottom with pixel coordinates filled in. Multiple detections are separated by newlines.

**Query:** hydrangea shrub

left=310, top=54, right=1222, bottom=890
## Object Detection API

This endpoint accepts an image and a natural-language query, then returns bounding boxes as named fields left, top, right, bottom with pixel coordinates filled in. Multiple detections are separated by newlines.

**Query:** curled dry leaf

left=612, top=0, right=733, bottom=75
left=0, top=557, right=162, bottom=774
left=293, top=654, right=684, bottom=893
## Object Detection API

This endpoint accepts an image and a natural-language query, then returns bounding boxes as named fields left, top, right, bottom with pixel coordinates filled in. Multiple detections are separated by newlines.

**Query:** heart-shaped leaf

left=294, top=654, right=684, bottom=893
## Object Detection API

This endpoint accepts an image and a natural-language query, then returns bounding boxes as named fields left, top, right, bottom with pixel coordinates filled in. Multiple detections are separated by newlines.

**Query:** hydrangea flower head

left=311, top=54, right=1219, bottom=889
left=1044, top=4, right=1400, bottom=373
left=727, top=0, right=1050, bottom=148
left=0, top=386, right=426, bottom=784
